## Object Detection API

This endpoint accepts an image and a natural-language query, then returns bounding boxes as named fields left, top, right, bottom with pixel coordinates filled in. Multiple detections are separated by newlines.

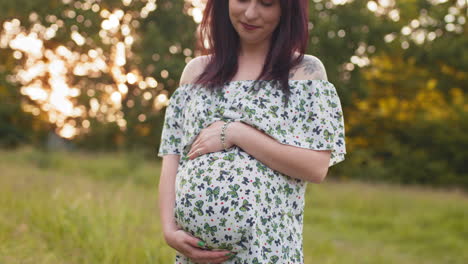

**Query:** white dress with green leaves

left=158, top=80, right=346, bottom=264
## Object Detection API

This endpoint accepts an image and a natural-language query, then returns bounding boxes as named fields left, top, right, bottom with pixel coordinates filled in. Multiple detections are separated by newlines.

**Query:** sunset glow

left=0, top=0, right=170, bottom=139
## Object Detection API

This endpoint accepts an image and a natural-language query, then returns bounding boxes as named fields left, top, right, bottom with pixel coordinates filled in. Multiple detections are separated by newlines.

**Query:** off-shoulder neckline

left=177, top=79, right=334, bottom=89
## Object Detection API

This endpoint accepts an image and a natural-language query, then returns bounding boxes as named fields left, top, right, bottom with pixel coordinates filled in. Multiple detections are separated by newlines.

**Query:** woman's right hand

left=165, top=229, right=236, bottom=263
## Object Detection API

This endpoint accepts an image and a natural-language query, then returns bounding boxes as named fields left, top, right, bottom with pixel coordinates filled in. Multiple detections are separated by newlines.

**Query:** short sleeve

left=277, top=80, right=347, bottom=167
left=157, top=87, right=186, bottom=157
left=319, top=82, right=346, bottom=167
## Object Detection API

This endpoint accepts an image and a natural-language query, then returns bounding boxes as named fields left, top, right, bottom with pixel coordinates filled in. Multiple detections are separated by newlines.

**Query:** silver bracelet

left=221, top=120, right=233, bottom=151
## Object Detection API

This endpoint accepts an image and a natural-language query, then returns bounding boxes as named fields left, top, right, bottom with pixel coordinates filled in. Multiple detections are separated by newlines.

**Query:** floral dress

left=157, top=80, right=346, bottom=264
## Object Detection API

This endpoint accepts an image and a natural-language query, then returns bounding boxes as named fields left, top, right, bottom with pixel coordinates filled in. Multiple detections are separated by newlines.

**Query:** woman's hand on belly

left=187, top=121, right=236, bottom=160
left=165, top=228, right=236, bottom=263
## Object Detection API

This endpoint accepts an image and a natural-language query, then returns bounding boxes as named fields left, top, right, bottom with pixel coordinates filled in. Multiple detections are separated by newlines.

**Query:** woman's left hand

left=187, top=121, right=237, bottom=160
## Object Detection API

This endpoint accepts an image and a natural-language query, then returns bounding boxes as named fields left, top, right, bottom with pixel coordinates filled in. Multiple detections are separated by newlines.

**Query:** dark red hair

left=194, top=0, right=309, bottom=107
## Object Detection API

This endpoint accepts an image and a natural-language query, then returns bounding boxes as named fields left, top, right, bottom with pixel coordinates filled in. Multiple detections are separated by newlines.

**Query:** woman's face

left=228, top=0, right=281, bottom=45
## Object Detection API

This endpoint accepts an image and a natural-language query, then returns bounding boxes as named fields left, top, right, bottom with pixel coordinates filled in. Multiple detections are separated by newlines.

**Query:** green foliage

left=332, top=107, right=468, bottom=189
left=390, top=110, right=468, bottom=187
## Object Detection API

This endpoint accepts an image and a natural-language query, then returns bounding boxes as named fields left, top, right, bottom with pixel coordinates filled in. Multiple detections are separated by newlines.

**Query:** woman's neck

left=238, top=38, right=271, bottom=63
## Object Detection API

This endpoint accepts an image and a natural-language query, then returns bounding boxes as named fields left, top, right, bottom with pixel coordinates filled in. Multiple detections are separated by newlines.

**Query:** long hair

left=193, top=0, right=309, bottom=107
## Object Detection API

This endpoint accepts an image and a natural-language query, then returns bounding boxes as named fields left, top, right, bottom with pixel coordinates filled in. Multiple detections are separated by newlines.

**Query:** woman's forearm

left=158, top=155, right=181, bottom=240
left=227, top=121, right=330, bottom=183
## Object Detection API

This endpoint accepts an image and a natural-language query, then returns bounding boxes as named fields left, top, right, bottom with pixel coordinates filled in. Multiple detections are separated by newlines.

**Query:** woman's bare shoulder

left=289, top=54, right=328, bottom=81
left=179, top=55, right=212, bottom=86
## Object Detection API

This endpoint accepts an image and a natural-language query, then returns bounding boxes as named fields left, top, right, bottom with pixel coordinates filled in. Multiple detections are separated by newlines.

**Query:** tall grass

left=0, top=147, right=467, bottom=263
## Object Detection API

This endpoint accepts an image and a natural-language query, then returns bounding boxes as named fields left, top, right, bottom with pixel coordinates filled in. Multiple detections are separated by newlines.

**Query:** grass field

left=0, top=148, right=467, bottom=264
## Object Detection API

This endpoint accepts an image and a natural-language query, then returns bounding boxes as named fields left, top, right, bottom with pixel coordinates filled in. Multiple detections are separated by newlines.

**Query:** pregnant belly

left=174, top=147, right=259, bottom=253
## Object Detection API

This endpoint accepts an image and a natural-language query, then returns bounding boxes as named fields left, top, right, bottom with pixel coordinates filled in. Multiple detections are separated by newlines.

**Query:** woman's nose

left=244, top=2, right=259, bottom=20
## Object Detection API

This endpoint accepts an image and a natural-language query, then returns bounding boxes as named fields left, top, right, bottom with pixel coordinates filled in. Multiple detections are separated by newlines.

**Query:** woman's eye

left=261, top=0, right=274, bottom=7
left=237, top=0, right=274, bottom=7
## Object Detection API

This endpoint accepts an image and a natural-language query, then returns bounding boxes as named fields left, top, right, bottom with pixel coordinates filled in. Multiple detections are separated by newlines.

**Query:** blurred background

left=0, top=0, right=467, bottom=263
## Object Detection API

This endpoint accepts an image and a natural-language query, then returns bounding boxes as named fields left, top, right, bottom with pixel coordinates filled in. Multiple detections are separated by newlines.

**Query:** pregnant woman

left=158, top=0, right=346, bottom=263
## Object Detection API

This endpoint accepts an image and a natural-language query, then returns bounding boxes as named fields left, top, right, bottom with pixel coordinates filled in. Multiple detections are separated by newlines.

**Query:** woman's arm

left=158, top=56, right=235, bottom=263
left=158, top=154, right=181, bottom=239
left=226, top=122, right=331, bottom=183
left=159, top=55, right=206, bottom=238
left=231, top=55, right=332, bottom=183
left=187, top=55, right=333, bottom=183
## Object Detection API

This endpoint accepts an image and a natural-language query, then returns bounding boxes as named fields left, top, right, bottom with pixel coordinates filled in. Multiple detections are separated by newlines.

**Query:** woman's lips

left=241, top=22, right=260, bottom=31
